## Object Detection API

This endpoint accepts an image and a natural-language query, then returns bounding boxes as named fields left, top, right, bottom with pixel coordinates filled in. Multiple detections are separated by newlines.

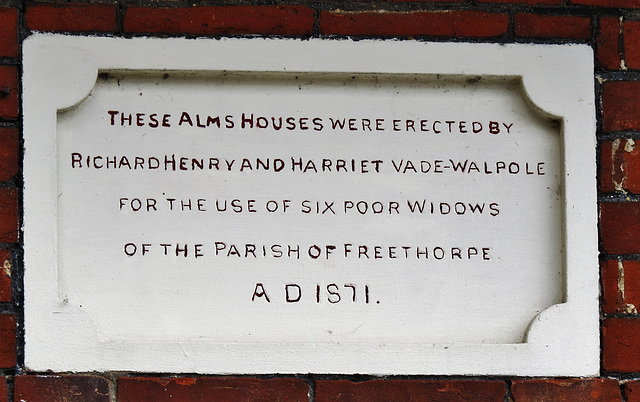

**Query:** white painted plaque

left=23, top=35, right=598, bottom=375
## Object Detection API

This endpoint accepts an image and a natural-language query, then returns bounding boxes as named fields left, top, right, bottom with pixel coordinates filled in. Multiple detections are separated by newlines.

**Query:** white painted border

left=22, top=34, right=598, bottom=375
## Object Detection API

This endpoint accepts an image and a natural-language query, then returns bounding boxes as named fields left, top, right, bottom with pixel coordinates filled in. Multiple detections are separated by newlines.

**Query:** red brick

left=315, top=380, right=506, bottom=401
left=477, top=0, right=561, bottom=4
left=0, top=377, right=7, bottom=402
left=0, top=315, right=14, bottom=369
left=600, top=202, right=640, bottom=254
left=603, top=81, right=640, bottom=132
left=118, top=377, right=309, bottom=402
left=0, top=67, right=17, bottom=120
left=125, top=6, right=314, bottom=36
left=390, top=0, right=465, bottom=2
left=600, top=139, right=640, bottom=193
left=14, top=376, right=110, bottom=402
left=0, top=128, right=18, bottom=182
left=625, top=20, right=640, bottom=70
left=320, top=10, right=508, bottom=38
left=601, top=259, right=640, bottom=314
left=0, top=250, right=11, bottom=304
left=571, top=0, right=640, bottom=7
left=616, top=139, right=640, bottom=192
left=625, top=380, right=640, bottom=402
left=603, top=318, right=640, bottom=372
left=511, top=379, right=621, bottom=401
left=26, top=4, right=117, bottom=33
left=514, top=14, right=591, bottom=39
left=0, top=8, right=17, bottom=58
left=598, top=17, right=622, bottom=70
left=602, top=259, right=621, bottom=314
left=601, top=141, right=616, bottom=192
left=0, top=188, right=17, bottom=244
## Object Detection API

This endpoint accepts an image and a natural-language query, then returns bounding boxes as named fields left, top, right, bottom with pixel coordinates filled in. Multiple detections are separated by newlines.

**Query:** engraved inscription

left=54, top=72, right=562, bottom=345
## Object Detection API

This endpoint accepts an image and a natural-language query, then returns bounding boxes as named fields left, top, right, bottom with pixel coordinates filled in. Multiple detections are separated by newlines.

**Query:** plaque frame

left=23, top=34, right=598, bottom=375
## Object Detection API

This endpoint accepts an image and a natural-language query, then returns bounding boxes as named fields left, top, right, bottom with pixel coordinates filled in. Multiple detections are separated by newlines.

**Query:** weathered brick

left=511, top=379, right=622, bottom=401
left=0, top=250, right=11, bottom=304
left=598, top=17, right=622, bottom=70
left=571, top=0, right=640, bottom=7
left=0, top=315, right=14, bottom=369
left=125, top=6, right=314, bottom=36
left=26, top=4, right=117, bottom=33
left=600, top=139, right=640, bottom=193
left=118, top=377, right=309, bottom=401
left=601, top=259, right=640, bottom=314
left=602, top=259, right=621, bottom=314
left=514, top=14, right=591, bottom=39
left=0, top=128, right=18, bottom=183
left=617, top=139, right=640, bottom=192
left=603, top=318, right=640, bottom=372
left=601, top=141, right=616, bottom=192
left=600, top=202, right=640, bottom=254
left=624, top=20, right=640, bottom=70
left=320, top=10, right=508, bottom=38
left=0, top=188, right=17, bottom=244
left=625, top=380, right=640, bottom=402
left=602, top=82, right=640, bottom=132
left=0, top=67, right=18, bottom=119
left=14, top=376, right=110, bottom=402
left=0, top=8, right=17, bottom=58
left=315, top=379, right=506, bottom=401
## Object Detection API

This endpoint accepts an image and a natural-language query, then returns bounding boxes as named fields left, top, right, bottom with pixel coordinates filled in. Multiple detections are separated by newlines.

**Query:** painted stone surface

left=23, top=36, right=597, bottom=375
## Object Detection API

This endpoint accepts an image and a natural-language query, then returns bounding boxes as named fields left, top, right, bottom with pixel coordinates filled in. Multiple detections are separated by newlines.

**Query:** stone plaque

left=23, top=35, right=598, bottom=375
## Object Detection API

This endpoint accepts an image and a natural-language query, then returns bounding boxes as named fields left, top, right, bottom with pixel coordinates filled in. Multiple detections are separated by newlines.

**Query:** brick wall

left=0, top=0, right=637, bottom=400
